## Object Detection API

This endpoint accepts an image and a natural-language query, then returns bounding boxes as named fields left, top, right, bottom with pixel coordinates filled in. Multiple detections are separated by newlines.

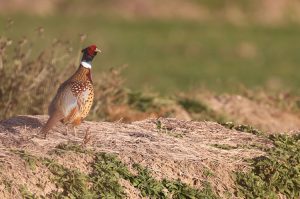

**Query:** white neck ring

left=81, top=61, right=92, bottom=69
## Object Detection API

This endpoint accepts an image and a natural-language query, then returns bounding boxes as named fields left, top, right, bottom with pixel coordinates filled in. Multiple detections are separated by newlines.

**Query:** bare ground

left=0, top=115, right=273, bottom=198
left=199, top=94, right=300, bottom=134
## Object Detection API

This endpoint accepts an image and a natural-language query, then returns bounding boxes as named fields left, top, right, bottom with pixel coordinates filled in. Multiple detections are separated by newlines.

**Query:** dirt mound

left=200, top=94, right=300, bottom=134
left=0, top=115, right=272, bottom=198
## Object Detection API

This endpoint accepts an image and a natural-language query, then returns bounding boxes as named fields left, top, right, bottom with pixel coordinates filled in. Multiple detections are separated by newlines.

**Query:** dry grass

left=0, top=34, right=75, bottom=119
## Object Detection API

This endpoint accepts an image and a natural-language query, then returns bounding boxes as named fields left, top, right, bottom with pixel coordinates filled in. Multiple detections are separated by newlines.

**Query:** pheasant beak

left=95, top=48, right=101, bottom=53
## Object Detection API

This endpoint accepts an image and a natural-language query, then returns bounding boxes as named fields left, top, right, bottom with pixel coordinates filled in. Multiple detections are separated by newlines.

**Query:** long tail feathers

left=40, top=113, right=62, bottom=138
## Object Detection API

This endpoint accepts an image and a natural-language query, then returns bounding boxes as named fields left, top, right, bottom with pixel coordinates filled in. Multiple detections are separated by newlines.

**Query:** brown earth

left=0, top=115, right=272, bottom=198
left=199, top=94, right=300, bottom=134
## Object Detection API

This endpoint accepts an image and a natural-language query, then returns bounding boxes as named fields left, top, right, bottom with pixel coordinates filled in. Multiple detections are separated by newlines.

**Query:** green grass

left=1, top=15, right=300, bottom=94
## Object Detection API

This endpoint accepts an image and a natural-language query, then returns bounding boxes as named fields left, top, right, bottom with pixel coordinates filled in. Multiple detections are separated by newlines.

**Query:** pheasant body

left=40, top=45, right=100, bottom=137
left=50, top=67, right=94, bottom=125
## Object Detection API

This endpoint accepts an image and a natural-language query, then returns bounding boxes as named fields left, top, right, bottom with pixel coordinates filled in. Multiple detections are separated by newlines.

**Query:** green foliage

left=129, top=164, right=167, bottom=198
left=127, top=91, right=157, bottom=112
left=48, top=142, right=92, bottom=155
left=11, top=150, right=38, bottom=170
left=178, top=98, right=208, bottom=113
left=221, top=122, right=264, bottom=136
left=13, top=145, right=219, bottom=198
left=92, top=152, right=218, bottom=199
left=43, top=158, right=95, bottom=199
left=14, top=149, right=95, bottom=198
left=2, top=14, right=300, bottom=116
left=203, top=168, right=214, bottom=178
left=163, top=180, right=218, bottom=199
left=19, top=185, right=37, bottom=199
left=178, top=97, right=226, bottom=123
left=91, top=153, right=167, bottom=198
left=89, top=153, right=126, bottom=198
left=235, top=134, right=300, bottom=199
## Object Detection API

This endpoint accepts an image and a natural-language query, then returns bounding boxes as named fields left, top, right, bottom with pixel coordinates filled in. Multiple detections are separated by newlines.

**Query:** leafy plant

left=92, top=152, right=218, bottom=199
left=89, top=153, right=126, bottom=198
left=14, top=145, right=220, bottom=198
left=48, top=142, right=92, bottom=155
left=235, top=134, right=300, bottom=198
left=43, top=158, right=95, bottom=198
left=130, top=164, right=167, bottom=198
left=163, top=179, right=218, bottom=199
left=11, top=149, right=38, bottom=170
left=221, top=122, right=264, bottom=136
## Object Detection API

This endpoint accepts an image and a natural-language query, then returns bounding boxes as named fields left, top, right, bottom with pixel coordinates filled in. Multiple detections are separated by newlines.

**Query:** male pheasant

left=40, top=45, right=101, bottom=138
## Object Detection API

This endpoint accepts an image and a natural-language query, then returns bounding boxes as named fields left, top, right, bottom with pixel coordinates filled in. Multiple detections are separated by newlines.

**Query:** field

left=2, top=15, right=300, bottom=93
left=1, top=0, right=300, bottom=198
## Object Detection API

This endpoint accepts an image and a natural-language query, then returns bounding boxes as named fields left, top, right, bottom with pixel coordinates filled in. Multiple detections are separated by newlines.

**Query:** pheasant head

left=81, top=45, right=101, bottom=69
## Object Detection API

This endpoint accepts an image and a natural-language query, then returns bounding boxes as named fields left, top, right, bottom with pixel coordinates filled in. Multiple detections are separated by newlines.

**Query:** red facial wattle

left=87, top=45, right=97, bottom=56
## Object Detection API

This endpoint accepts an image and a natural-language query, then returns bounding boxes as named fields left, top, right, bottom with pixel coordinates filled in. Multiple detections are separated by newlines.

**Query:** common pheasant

left=40, top=45, right=101, bottom=138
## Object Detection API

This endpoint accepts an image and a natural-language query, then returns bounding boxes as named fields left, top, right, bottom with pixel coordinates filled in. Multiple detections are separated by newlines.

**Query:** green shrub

left=236, top=134, right=300, bottom=199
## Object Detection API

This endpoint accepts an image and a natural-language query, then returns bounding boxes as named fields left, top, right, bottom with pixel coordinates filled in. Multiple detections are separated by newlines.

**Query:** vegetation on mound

left=12, top=144, right=218, bottom=198
left=19, top=185, right=37, bottom=199
left=220, top=122, right=264, bottom=136
left=235, top=134, right=300, bottom=199
left=48, top=142, right=93, bottom=155
left=155, top=119, right=184, bottom=138
left=44, top=158, right=94, bottom=198
left=211, top=144, right=238, bottom=150
left=177, top=97, right=227, bottom=123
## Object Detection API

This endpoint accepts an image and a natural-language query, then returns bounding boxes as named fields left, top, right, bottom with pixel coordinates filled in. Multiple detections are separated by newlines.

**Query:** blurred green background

left=1, top=0, right=300, bottom=94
